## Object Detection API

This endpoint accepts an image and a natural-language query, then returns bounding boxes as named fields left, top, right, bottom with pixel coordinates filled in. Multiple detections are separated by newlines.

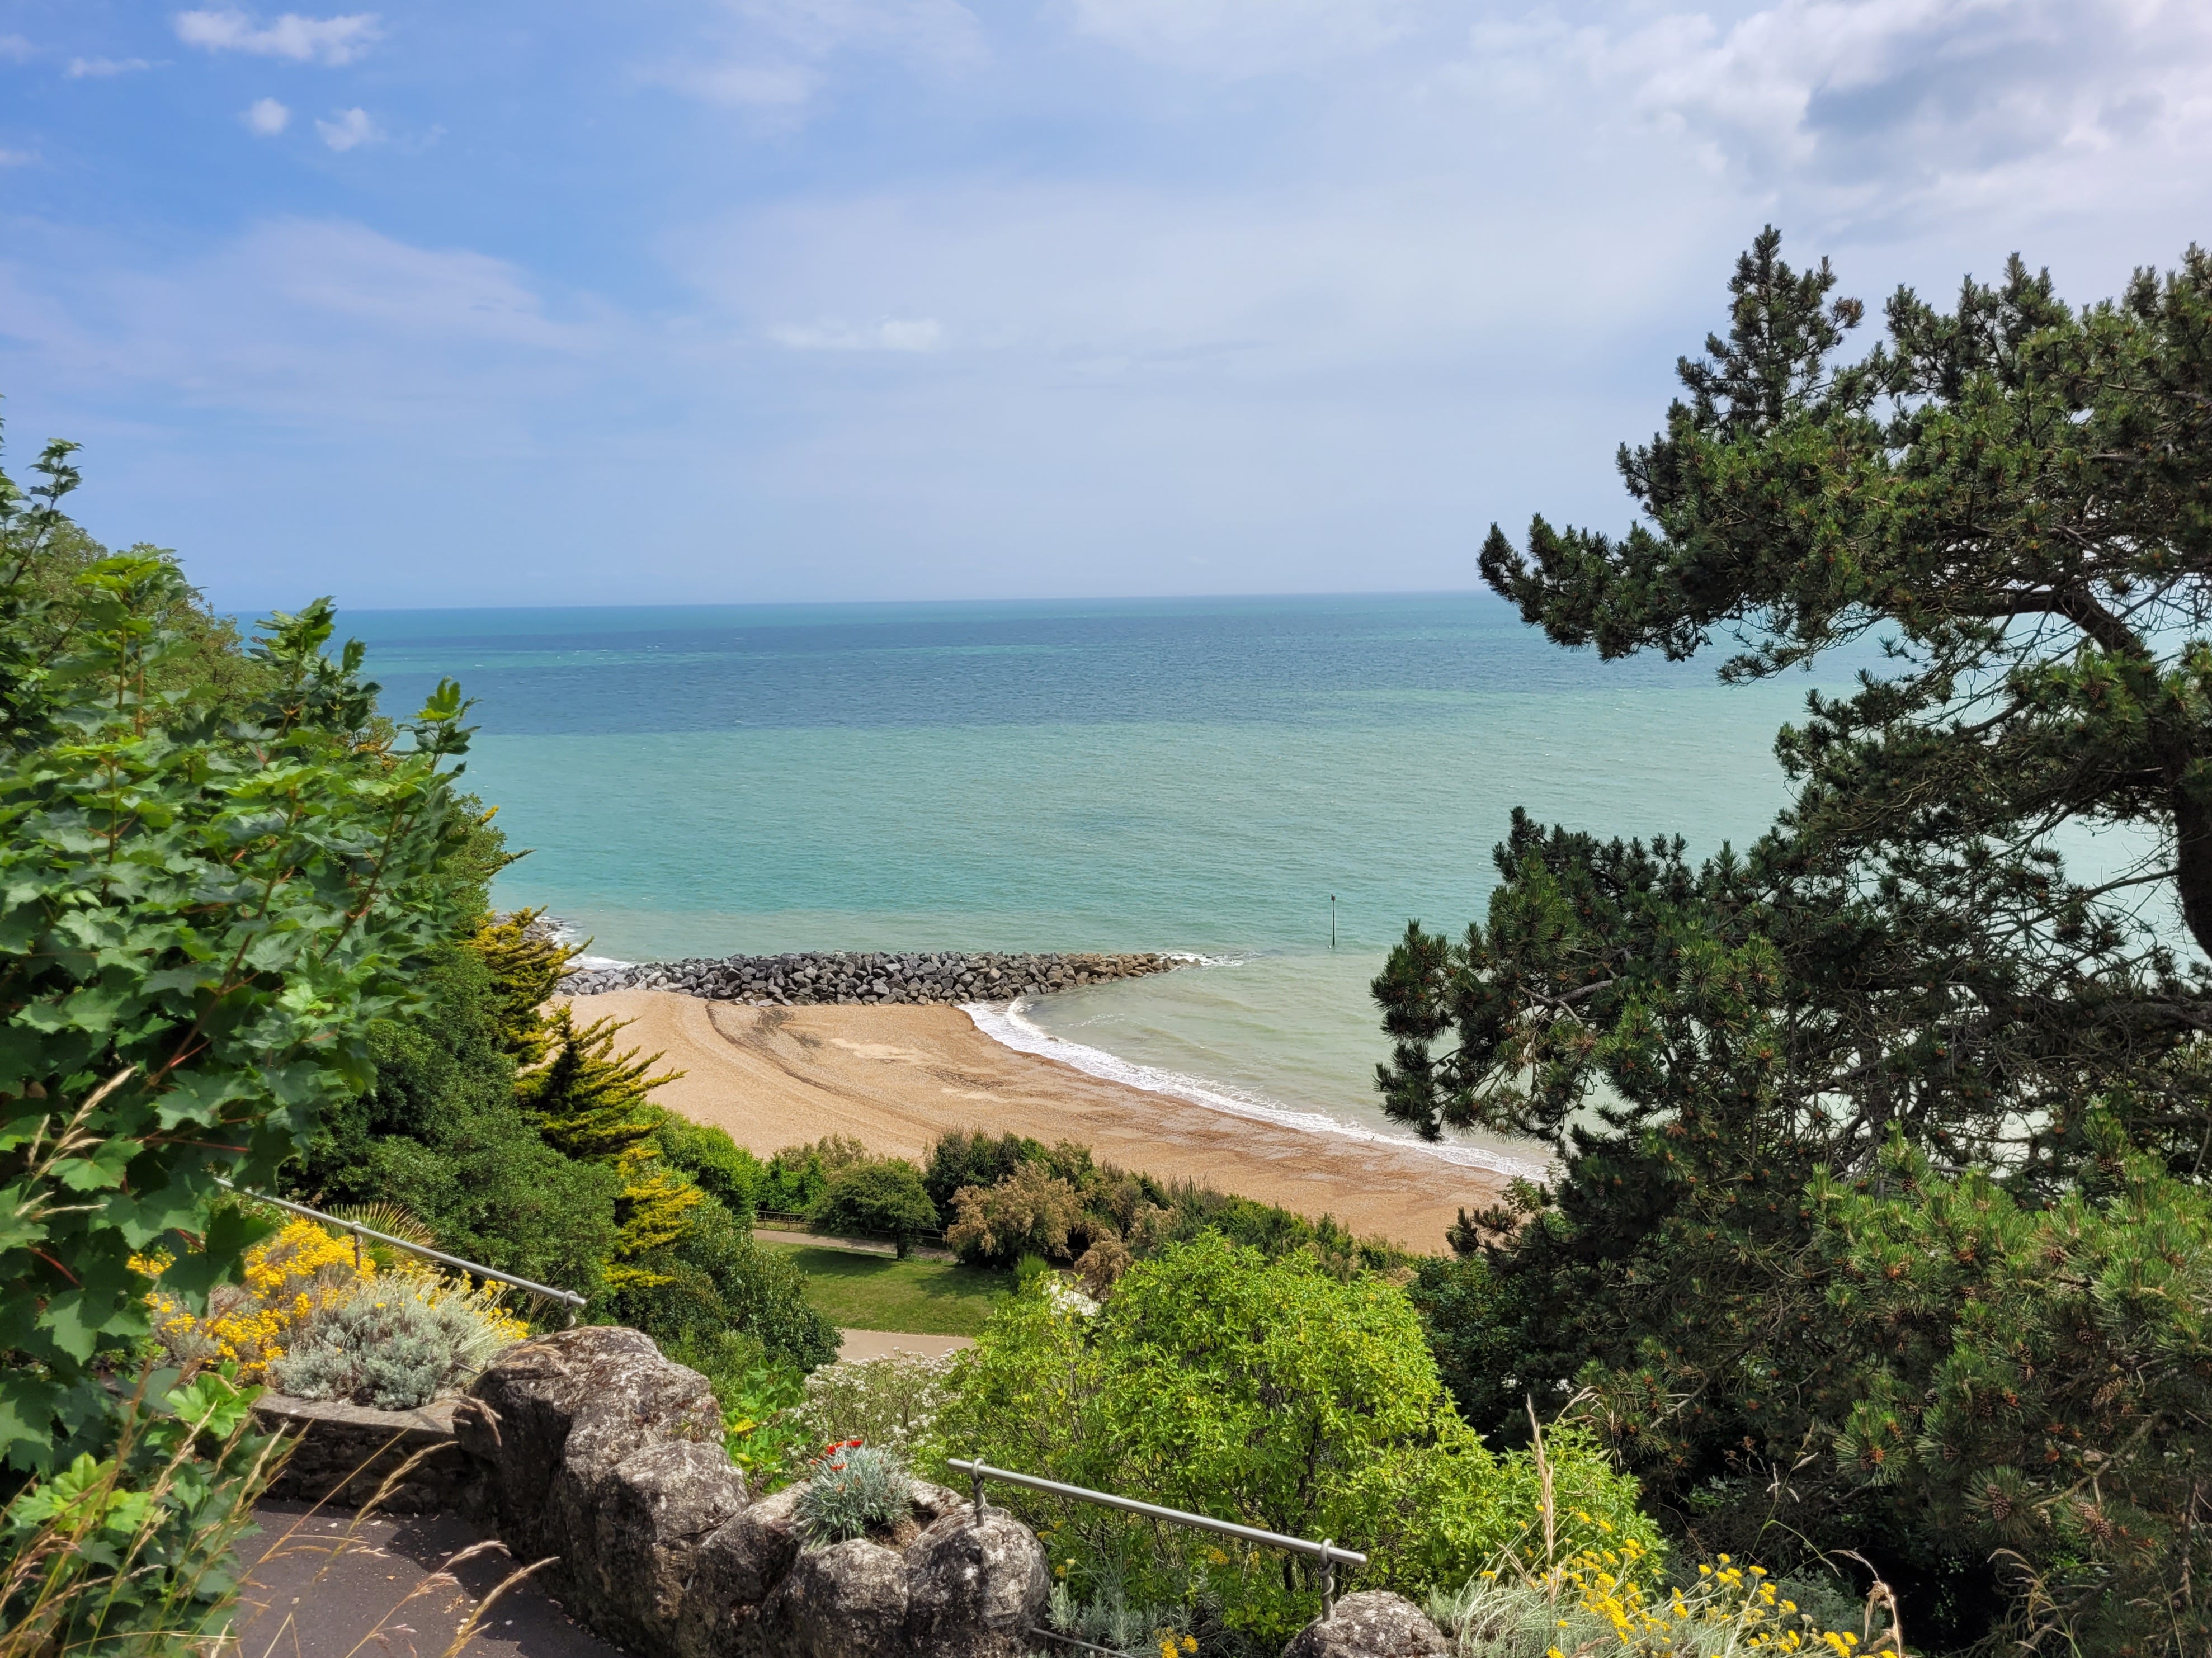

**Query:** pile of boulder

left=451, top=1326, right=1048, bottom=1658
left=557, top=950, right=1179, bottom=1006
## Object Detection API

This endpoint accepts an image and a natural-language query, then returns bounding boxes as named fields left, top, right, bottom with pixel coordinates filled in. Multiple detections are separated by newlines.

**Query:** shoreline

left=562, top=989, right=1506, bottom=1253
left=970, top=996, right=1550, bottom=1183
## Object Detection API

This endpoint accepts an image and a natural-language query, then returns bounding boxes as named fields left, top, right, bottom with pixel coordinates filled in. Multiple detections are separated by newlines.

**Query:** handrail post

left=1320, top=1539, right=1336, bottom=1621
left=970, top=1462, right=987, bottom=1522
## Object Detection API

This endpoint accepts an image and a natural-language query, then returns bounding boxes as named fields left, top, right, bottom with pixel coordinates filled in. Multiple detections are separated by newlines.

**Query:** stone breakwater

left=558, top=950, right=1180, bottom=1006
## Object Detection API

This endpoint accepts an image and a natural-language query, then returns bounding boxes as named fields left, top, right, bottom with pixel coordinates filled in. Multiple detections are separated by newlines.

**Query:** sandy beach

left=563, top=989, right=1502, bottom=1254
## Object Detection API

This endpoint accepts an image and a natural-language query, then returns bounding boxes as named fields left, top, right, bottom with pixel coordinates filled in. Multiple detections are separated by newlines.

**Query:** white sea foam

left=960, top=998, right=1552, bottom=1182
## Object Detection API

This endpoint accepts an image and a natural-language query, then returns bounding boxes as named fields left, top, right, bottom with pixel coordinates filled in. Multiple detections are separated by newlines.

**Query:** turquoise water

left=347, top=594, right=1847, bottom=1162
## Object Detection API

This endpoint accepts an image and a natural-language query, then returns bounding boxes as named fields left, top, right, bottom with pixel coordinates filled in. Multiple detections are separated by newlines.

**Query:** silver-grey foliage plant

left=795, top=1443, right=911, bottom=1546
left=271, top=1278, right=517, bottom=1411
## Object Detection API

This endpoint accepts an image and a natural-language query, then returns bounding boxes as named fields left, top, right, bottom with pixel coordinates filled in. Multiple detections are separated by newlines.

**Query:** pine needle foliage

left=518, top=1008, right=700, bottom=1288
left=1378, top=233, right=2212, bottom=1652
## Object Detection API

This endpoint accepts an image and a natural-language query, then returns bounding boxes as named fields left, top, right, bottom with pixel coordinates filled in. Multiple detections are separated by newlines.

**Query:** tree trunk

left=2171, top=786, right=2212, bottom=960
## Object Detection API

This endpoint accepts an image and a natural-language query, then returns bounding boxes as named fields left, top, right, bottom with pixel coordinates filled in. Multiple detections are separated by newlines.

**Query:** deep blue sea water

left=346, top=593, right=1848, bottom=1165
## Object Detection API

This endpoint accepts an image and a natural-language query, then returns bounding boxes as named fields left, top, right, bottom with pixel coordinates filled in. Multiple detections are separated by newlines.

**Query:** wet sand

left=563, top=989, right=1501, bottom=1254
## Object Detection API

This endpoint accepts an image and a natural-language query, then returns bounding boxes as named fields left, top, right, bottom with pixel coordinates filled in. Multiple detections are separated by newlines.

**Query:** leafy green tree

left=0, top=433, right=474, bottom=1475
left=812, top=1158, right=938, bottom=1257
left=932, top=1234, right=1656, bottom=1644
left=291, top=941, right=620, bottom=1295
left=1375, top=234, right=2212, bottom=1651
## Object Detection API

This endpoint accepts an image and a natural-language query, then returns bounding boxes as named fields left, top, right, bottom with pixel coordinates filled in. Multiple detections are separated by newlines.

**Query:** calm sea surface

left=346, top=594, right=1849, bottom=1168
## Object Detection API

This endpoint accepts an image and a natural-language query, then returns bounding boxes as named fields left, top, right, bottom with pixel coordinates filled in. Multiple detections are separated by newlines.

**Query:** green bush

left=930, top=1234, right=1655, bottom=1645
left=923, top=1128, right=1045, bottom=1215
left=293, top=940, right=621, bottom=1299
left=654, top=1114, right=763, bottom=1224
left=758, top=1136, right=871, bottom=1215
left=812, top=1158, right=938, bottom=1256
left=271, top=1276, right=521, bottom=1411
left=612, top=1196, right=839, bottom=1372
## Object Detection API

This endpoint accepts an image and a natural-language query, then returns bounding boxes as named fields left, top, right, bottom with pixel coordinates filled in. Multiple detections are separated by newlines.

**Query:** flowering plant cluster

left=136, top=1217, right=527, bottom=1389
left=1544, top=1539, right=1871, bottom=1657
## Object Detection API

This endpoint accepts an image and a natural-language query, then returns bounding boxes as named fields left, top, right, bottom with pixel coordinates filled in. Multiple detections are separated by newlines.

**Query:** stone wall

left=451, top=1326, right=1050, bottom=1658
left=558, top=950, right=1178, bottom=1006
left=252, top=1391, right=474, bottom=1515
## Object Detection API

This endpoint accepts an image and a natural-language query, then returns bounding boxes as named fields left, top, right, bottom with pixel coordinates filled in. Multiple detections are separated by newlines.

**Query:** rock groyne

left=558, top=949, right=1179, bottom=1006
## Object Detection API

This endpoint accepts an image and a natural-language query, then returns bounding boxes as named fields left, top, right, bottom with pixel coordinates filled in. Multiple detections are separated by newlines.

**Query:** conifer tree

left=518, top=1008, right=698, bottom=1288
left=1379, top=234, right=2212, bottom=1651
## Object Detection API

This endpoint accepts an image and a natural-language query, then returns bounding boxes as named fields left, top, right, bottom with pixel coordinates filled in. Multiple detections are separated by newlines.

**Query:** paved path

left=234, top=1500, right=625, bottom=1658
left=838, top=1327, right=975, bottom=1361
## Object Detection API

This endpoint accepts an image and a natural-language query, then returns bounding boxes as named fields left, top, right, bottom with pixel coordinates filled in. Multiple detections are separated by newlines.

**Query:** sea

left=345, top=593, right=1851, bottom=1177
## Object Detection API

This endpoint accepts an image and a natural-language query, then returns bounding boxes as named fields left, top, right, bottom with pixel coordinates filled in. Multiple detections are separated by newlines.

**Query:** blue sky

left=2, top=2, right=2208, bottom=609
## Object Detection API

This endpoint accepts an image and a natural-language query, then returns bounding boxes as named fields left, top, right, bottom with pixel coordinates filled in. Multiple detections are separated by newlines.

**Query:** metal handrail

left=214, top=1178, right=588, bottom=1324
left=945, top=1457, right=1366, bottom=1624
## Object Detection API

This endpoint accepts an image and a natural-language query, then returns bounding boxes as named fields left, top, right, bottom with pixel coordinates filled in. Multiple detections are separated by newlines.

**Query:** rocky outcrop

left=558, top=949, right=1178, bottom=1005
left=452, top=1326, right=739, bottom=1651
left=1281, top=1592, right=1450, bottom=1658
left=901, top=1505, right=1052, bottom=1658
left=459, top=1327, right=1049, bottom=1658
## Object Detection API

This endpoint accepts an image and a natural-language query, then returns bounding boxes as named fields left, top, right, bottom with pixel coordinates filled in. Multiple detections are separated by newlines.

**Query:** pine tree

left=1380, top=234, right=2212, bottom=1652
left=518, top=1008, right=699, bottom=1288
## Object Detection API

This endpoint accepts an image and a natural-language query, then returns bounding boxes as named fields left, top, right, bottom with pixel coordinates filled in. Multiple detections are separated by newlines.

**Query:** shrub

left=946, top=1163, right=1084, bottom=1266
left=794, top=1353, right=956, bottom=1461
left=759, top=1136, right=871, bottom=1215
left=611, top=1196, right=839, bottom=1371
left=0, top=471, right=472, bottom=1478
left=655, top=1115, right=763, bottom=1224
left=140, top=1218, right=361, bottom=1383
left=0, top=1371, right=276, bottom=1655
left=812, top=1158, right=939, bottom=1257
left=271, top=1273, right=524, bottom=1410
left=930, top=1234, right=1656, bottom=1645
left=924, top=1128, right=1046, bottom=1215
left=1422, top=1538, right=1890, bottom=1658
left=795, top=1442, right=910, bottom=1546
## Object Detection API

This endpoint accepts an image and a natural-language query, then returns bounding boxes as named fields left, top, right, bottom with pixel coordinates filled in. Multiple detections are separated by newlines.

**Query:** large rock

left=453, top=1326, right=729, bottom=1645
left=903, top=1504, right=1050, bottom=1658
left=577, top=1440, right=748, bottom=1649
left=675, top=1485, right=806, bottom=1658
left=1281, top=1591, right=1450, bottom=1658
left=757, top=1538, right=912, bottom=1658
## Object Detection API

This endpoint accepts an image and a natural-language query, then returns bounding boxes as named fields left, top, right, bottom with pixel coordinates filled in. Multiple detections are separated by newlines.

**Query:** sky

left=1, top=2, right=2208, bottom=610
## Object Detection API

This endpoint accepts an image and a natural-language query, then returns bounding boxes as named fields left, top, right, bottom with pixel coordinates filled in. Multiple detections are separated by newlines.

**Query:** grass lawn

left=765, top=1242, right=1013, bottom=1336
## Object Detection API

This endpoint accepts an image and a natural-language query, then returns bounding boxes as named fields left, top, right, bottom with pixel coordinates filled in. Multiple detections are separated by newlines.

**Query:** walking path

left=235, top=1499, right=625, bottom=1658
left=838, top=1327, right=974, bottom=1361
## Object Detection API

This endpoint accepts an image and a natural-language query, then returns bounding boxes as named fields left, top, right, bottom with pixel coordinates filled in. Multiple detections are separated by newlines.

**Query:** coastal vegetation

left=1378, top=234, right=2212, bottom=1654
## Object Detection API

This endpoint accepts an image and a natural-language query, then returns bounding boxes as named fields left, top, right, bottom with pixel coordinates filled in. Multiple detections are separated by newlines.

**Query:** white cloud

left=0, top=35, right=34, bottom=63
left=0, top=148, right=35, bottom=167
left=174, top=10, right=380, bottom=67
left=243, top=96, right=291, bottom=134
left=1071, top=0, right=1425, bottom=74
left=769, top=316, right=947, bottom=351
left=644, top=0, right=983, bottom=112
left=645, top=59, right=819, bottom=107
left=1455, top=0, right=2212, bottom=220
left=68, top=56, right=154, bottom=77
left=315, top=106, right=380, bottom=150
